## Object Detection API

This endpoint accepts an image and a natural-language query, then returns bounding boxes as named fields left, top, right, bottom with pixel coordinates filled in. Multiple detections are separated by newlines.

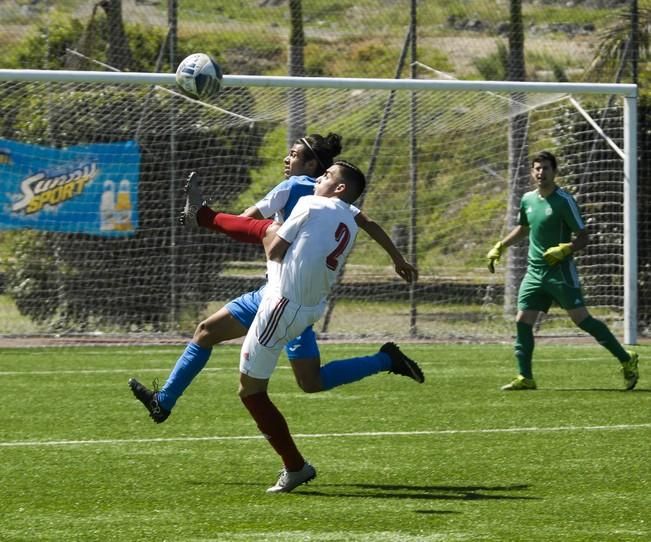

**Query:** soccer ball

left=175, top=53, right=223, bottom=99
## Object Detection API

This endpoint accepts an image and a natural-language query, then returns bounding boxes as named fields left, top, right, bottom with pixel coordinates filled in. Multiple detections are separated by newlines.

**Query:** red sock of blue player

left=197, top=206, right=272, bottom=244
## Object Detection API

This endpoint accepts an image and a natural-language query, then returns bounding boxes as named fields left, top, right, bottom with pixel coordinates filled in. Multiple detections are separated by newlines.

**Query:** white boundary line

left=0, top=356, right=618, bottom=376
left=2, top=423, right=650, bottom=448
left=0, top=367, right=230, bottom=376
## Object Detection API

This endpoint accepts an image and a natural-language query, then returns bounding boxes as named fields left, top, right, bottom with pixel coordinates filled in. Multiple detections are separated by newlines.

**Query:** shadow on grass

left=296, top=482, right=538, bottom=501
left=547, top=387, right=650, bottom=393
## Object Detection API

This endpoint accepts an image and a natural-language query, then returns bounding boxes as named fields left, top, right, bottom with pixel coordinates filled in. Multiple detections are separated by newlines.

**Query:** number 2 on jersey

left=326, top=222, right=351, bottom=271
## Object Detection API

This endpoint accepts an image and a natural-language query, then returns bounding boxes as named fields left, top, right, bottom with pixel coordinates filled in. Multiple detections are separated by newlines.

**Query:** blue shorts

left=226, top=286, right=264, bottom=329
left=226, top=285, right=320, bottom=361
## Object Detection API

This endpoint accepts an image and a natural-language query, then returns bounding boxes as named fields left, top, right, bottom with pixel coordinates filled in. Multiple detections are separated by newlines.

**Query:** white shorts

left=240, top=294, right=326, bottom=380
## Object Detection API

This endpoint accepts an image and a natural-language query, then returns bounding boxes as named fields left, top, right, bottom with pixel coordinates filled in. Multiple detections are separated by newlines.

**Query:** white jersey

left=266, top=195, right=359, bottom=306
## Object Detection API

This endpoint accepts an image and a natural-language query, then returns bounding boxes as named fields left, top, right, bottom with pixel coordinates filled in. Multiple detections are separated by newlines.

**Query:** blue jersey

left=254, top=175, right=316, bottom=223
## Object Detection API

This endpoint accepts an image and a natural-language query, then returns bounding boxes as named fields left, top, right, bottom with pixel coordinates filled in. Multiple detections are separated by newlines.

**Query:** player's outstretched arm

left=354, top=211, right=418, bottom=283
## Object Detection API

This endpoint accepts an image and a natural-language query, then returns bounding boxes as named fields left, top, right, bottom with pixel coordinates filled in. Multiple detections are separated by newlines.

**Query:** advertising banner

left=0, top=138, right=140, bottom=237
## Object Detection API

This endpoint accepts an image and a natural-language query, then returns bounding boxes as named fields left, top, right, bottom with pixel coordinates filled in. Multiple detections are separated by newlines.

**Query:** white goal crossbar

left=0, top=69, right=638, bottom=343
left=0, top=68, right=639, bottom=96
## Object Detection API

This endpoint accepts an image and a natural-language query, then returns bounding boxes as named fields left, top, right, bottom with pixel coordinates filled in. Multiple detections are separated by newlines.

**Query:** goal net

left=0, top=71, right=637, bottom=345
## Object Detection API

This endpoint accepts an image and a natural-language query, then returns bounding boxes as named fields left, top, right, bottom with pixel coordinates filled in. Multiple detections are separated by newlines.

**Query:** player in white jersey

left=237, top=160, right=416, bottom=494
left=241, top=172, right=360, bottom=379
left=267, top=196, right=358, bottom=305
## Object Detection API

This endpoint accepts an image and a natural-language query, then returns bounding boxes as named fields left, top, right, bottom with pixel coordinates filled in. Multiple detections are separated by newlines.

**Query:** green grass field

left=1, top=343, right=650, bottom=541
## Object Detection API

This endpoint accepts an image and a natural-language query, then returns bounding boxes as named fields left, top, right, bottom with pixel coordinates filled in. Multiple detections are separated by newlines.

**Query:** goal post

left=0, top=69, right=638, bottom=344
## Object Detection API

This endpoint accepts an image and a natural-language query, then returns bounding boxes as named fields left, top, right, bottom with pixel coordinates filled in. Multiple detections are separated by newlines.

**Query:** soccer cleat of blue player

left=128, top=378, right=171, bottom=423
left=381, top=342, right=425, bottom=383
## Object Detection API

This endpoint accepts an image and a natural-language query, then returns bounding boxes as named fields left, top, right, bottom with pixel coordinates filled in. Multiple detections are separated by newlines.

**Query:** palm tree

left=99, top=0, right=136, bottom=72
left=585, top=2, right=650, bottom=85
left=287, top=0, right=306, bottom=148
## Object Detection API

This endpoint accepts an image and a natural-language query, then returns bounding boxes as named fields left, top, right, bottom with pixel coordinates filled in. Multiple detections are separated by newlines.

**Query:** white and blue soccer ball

left=175, top=53, right=223, bottom=99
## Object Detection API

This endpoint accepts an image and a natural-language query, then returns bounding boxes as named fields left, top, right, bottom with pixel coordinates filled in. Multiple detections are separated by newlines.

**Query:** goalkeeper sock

left=578, top=316, right=629, bottom=362
left=514, top=321, right=534, bottom=379
left=319, top=352, right=391, bottom=391
left=196, top=206, right=272, bottom=244
left=240, top=392, right=304, bottom=471
left=158, top=342, right=212, bottom=410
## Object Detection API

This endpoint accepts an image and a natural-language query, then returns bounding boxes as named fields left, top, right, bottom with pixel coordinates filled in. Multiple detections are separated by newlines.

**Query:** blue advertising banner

left=0, top=138, right=140, bottom=237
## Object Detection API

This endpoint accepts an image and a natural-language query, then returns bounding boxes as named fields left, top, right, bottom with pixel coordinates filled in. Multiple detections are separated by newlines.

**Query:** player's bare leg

left=193, top=306, right=249, bottom=348
left=289, top=356, right=323, bottom=393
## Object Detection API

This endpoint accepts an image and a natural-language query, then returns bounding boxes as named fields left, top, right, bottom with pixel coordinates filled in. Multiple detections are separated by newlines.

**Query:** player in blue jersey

left=486, top=150, right=639, bottom=391
left=129, top=133, right=422, bottom=424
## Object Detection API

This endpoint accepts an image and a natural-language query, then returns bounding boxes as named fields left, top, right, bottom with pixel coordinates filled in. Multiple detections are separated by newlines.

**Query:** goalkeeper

left=486, top=150, right=639, bottom=391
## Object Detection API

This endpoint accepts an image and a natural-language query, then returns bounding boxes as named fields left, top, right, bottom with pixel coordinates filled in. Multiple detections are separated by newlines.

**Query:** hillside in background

left=0, top=0, right=645, bottom=84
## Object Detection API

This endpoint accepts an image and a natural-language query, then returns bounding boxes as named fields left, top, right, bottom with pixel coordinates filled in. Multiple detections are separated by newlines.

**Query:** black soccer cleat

left=381, top=342, right=425, bottom=383
left=128, top=378, right=171, bottom=424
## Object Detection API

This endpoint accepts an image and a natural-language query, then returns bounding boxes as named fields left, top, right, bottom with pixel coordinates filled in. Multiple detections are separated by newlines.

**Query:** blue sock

left=158, top=342, right=212, bottom=410
left=319, top=352, right=391, bottom=391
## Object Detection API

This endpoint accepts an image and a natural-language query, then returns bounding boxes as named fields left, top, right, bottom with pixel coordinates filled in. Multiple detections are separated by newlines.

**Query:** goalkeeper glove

left=543, top=243, right=573, bottom=266
left=486, top=241, right=504, bottom=273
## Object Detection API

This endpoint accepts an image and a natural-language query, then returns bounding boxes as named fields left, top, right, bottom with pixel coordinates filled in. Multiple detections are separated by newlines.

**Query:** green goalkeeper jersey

left=518, top=186, right=585, bottom=268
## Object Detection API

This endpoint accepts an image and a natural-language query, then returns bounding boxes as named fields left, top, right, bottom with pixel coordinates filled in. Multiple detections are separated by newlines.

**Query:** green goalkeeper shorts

left=517, top=260, right=586, bottom=313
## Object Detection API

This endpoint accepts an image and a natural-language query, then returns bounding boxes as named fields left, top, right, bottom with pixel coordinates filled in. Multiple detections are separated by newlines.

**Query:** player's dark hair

left=298, top=132, right=343, bottom=175
left=531, top=150, right=557, bottom=171
left=334, top=159, right=366, bottom=203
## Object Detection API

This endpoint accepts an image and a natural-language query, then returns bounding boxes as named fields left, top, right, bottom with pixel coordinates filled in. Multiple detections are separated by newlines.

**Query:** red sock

left=196, top=207, right=272, bottom=244
left=241, top=392, right=304, bottom=471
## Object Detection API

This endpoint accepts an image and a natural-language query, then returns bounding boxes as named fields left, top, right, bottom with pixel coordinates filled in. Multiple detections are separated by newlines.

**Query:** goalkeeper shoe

left=179, top=171, right=205, bottom=226
left=381, top=342, right=425, bottom=383
left=501, top=375, right=537, bottom=391
left=266, top=462, right=317, bottom=494
left=128, top=378, right=171, bottom=423
left=621, top=351, right=639, bottom=391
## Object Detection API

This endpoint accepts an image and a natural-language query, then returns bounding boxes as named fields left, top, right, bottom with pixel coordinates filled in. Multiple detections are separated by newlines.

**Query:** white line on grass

left=0, top=357, right=608, bottom=376
left=0, top=367, right=232, bottom=376
left=2, top=423, right=650, bottom=448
